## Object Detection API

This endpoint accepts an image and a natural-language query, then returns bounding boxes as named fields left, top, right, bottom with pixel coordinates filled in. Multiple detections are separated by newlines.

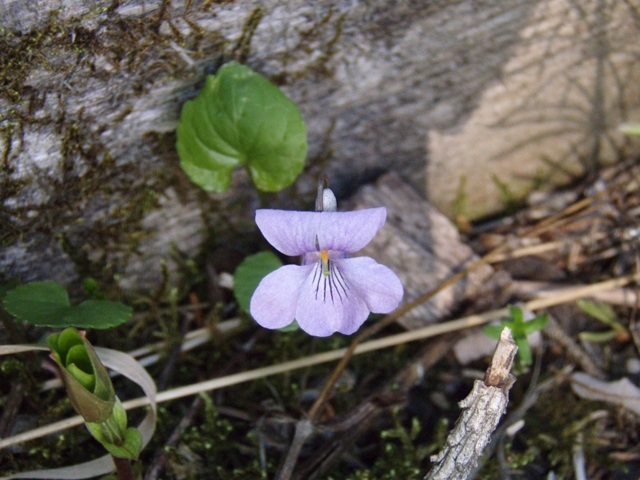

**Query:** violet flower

left=250, top=190, right=403, bottom=337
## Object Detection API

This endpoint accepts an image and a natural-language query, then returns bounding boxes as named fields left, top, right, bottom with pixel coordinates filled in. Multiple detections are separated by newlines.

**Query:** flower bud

left=47, top=328, right=115, bottom=423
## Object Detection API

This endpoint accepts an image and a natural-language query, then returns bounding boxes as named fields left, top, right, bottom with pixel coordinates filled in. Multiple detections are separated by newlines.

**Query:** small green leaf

left=508, top=305, right=524, bottom=325
left=63, top=300, right=133, bottom=330
left=4, top=281, right=71, bottom=325
left=522, top=314, right=548, bottom=335
left=67, top=363, right=96, bottom=392
left=47, top=328, right=116, bottom=423
left=176, top=61, right=307, bottom=192
left=48, top=327, right=84, bottom=363
left=279, top=320, right=300, bottom=332
left=576, top=299, right=617, bottom=325
left=86, top=420, right=116, bottom=446
left=484, top=306, right=547, bottom=366
left=83, top=277, right=108, bottom=300
left=86, top=424, right=142, bottom=460
left=66, top=344, right=93, bottom=372
left=515, top=337, right=533, bottom=365
left=111, top=397, right=129, bottom=435
left=85, top=398, right=132, bottom=450
left=84, top=277, right=99, bottom=294
left=234, top=251, right=283, bottom=313
left=87, top=406, right=142, bottom=460
left=579, top=330, right=618, bottom=343
left=108, top=428, right=143, bottom=460
left=482, top=325, right=505, bottom=339
left=619, top=123, right=640, bottom=137
left=52, top=355, right=115, bottom=422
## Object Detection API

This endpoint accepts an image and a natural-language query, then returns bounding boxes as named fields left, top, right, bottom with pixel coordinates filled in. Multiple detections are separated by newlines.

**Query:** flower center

left=320, top=250, right=330, bottom=276
left=312, top=252, right=350, bottom=304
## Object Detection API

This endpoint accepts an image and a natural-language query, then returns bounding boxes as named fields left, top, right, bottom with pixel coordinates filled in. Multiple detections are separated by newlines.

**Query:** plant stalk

left=113, top=456, right=136, bottom=480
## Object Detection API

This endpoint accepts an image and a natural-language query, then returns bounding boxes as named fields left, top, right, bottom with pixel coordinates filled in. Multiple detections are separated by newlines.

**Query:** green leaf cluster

left=484, top=306, right=548, bottom=366
left=3, top=281, right=132, bottom=329
left=47, top=328, right=116, bottom=423
left=177, top=61, right=307, bottom=192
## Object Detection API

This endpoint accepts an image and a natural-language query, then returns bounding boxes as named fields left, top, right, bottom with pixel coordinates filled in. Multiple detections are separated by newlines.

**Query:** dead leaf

left=571, top=372, right=640, bottom=416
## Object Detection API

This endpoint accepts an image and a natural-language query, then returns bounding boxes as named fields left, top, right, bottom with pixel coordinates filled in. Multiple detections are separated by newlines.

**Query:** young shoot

left=484, top=305, right=548, bottom=368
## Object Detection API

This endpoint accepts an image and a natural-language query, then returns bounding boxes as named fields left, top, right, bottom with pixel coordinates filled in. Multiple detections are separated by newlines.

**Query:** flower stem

left=113, top=456, right=136, bottom=480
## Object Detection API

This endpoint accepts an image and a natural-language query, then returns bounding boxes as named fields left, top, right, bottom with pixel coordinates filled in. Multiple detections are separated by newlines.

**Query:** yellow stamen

left=320, top=250, right=330, bottom=276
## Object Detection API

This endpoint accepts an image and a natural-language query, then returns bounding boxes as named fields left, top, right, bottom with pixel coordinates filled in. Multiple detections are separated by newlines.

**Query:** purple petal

left=336, top=257, right=403, bottom=313
left=318, top=208, right=386, bottom=253
left=255, top=208, right=386, bottom=256
left=295, top=262, right=371, bottom=336
left=255, top=210, right=317, bottom=256
left=250, top=264, right=314, bottom=329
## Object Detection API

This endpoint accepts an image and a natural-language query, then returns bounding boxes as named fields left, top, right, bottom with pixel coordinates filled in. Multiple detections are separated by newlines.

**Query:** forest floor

left=1, top=156, right=640, bottom=480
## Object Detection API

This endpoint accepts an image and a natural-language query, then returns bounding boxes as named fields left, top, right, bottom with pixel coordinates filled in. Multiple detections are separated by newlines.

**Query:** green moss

left=234, top=6, right=265, bottom=63
left=0, top=118, right=28, bottom=245
left=0, top=120, right=16, bottom=169
left=0, top=12, right=66, bottom=103
left=269, top=8, right=346, bottom=85
left=0, top=0, right=237, bottom=280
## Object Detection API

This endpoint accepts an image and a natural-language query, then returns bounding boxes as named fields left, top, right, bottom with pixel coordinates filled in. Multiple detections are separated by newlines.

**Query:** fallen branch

left=424, top=328, right=518, bottom=480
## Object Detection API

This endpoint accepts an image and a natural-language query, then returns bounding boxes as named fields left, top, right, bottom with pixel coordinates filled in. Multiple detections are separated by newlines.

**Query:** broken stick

left=425, top=327, right=518, bottom=480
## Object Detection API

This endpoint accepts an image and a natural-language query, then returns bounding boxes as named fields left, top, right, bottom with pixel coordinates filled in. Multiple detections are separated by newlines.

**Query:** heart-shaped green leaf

left=177, top=61, right=307, bottom=192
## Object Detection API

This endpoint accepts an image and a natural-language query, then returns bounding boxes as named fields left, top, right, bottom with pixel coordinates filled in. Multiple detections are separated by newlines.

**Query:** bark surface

left=4, top=0, right=630, bottom=291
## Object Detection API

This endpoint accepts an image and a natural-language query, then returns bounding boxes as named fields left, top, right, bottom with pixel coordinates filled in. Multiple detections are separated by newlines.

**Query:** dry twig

left=543, top=314, right=605, bottom=379
left=424, top=328, right=518, bottom=480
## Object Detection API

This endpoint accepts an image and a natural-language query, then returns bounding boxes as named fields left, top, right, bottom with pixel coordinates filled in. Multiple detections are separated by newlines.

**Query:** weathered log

left=1, top=0, right=637, bottom=291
